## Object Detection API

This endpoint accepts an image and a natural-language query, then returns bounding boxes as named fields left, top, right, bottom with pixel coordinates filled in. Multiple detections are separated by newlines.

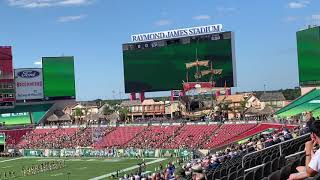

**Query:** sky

left=0, top=0, right=320, bottom=100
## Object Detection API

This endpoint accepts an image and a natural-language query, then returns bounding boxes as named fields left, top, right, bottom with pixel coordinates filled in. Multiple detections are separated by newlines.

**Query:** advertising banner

left=0, top=133, right=5, bottom=145
left=15, top=68, right=44, bottom=100
left=23, top=149, right=44, bottom=157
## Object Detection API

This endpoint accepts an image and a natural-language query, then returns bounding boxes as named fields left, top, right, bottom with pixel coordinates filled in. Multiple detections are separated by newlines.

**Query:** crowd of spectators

left=126, top=126, right=181, bottom=149
left=117, top=162, right=177, bottom=180
left=179, top=125, right=310, bottom=179
left=16, top=127, right=114, bottom=149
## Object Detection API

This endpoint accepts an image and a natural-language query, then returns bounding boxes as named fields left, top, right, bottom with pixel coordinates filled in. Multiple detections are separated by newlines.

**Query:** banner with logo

left=0, top=133, right=5, bottom=145
left=23, top=149, right=44, bottom=157
left=15, top=68, right=44, bottom=100
left=142, top=149, right=156, bottom=157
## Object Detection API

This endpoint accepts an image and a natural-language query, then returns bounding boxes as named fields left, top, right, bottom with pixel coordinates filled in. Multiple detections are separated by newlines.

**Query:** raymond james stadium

left=0, top=22, right=320, bottom=180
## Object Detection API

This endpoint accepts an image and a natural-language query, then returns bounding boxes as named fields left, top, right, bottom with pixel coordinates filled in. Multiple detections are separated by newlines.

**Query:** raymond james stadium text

left=131, top=24, right=222, bottom=42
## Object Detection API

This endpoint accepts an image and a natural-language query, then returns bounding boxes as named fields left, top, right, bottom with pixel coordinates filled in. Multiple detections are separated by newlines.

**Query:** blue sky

left=0, top=0, right=319, bottom=100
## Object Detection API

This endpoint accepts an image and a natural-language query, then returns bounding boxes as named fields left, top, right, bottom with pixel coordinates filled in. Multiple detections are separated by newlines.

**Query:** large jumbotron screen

left=297, top=26, right=320, bottom=86
left=42, top=56, right=76, bottom=99
left=123, top=31, right=236, bottom=93
left=0, top=112, right=31, bottom=125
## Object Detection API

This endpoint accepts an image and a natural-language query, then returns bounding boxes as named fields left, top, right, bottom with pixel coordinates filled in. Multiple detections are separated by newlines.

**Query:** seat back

left=271, top=158, right=279, bottom=171
left=254, top=166, right=263, bottom=180
left=268, top=170, right=280, bottom=180
left=244, top=171, right=254, bottom=180
left=263, top=161, right=271, bottom=177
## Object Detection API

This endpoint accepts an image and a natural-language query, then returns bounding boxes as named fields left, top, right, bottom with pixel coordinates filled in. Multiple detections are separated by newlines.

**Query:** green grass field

left=0, top=157, right=174, bottom=180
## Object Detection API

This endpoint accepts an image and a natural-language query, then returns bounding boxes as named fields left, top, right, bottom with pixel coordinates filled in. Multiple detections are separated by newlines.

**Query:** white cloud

left=34, top=61, right=42, bottom=66
left=192, top=15, right=211, bottom=20
left=154, top=19, right=172, bottom=26
left=58, top=14, right=87, bottom=22
left=288, top=1, right=310, bottom=9
left=7, top=0, right=94, bottom=8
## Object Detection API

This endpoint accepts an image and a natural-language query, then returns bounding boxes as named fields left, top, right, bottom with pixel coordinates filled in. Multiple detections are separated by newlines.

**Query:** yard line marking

left=0, top=157, right=24, bottom=163
left=88, top=158, right=166, bottom=180
left=1, top=166, right=12, bottom=169
left=77, top=167, right=88, bottom=170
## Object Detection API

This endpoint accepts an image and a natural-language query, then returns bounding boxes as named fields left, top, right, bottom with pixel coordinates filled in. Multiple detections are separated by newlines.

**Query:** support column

left=215, top=90, right=220, bottom=97
left=226, top=89, right=231, bottom=96
left=130, top=93, right=136, bottom=101
left=139, top=92, right=145, bottom=102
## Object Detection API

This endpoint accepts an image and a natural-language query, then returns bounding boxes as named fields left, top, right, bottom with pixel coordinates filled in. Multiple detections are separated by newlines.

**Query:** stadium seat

left=206, top=173, right=213, bottom=180
left=244, top=171, right=254, bottom=180
left=271, top=158, right=279, bottom=171
left=268, top=170, right=280, bottom=180
left=228, top=171, right=237, bottom=180
left=234, top=176, right=244, bottom=180
left=255, top=156, right=262, bottom=165
left=221, top=168, right=227, bottom=177
left=263, top=156, right=271, bottom=163
left=249, top=159, right=256, bottom=167
left=214, top=170, right=221, bottom=179
left=220, top=176, right=228, bottom=180
left=244, top=161, right=250, bottom=169
left=263, top=161, right=271, bottom=177
left=254, top=166, right=263, bottom=180
left=280, top=165, right=291, bottom=180
left=237, top=168, right=244, bottom=176
left=228, top=167, right=237, bottom=174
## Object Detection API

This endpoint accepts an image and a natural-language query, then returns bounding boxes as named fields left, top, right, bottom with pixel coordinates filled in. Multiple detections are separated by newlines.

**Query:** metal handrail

left=243, top=150, right=305, bottom=173
left=285, top=150, right=305, bottom=159
left=241, top=133, right=310, bottom=168
left=244, top=163, right=265, bottom=173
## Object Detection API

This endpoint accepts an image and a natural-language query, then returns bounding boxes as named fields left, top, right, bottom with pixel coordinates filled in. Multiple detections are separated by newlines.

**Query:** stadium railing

left=241, top=132, right=310, bottom=168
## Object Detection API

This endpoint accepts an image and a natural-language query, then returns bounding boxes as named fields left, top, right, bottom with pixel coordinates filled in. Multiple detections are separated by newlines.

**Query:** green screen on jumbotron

left=297, top=26, right=320, bottom=86
left=123, top=32, right=236, bottom=93
left=42, top=56, right=76, bottom=99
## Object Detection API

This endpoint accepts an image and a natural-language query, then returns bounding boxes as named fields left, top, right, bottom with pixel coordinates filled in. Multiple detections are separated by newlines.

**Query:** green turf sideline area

left=0, top=157, right=166, bottom=180
left=89, top=158, right=167, bottom=180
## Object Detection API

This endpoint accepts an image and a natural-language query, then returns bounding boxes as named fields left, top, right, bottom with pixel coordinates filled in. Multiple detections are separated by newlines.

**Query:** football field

left=0, top=157, right=172, bottom=180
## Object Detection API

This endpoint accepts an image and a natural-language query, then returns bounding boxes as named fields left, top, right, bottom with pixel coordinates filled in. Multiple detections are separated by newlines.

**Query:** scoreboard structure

left=122, top=26, right=236, bottom=94
left=297, top=26, right=320, bottom=86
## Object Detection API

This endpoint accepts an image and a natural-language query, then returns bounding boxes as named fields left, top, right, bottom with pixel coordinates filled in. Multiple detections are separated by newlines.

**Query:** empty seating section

left=94, top=126, right=145, bottom=148
left=204, top=124, right=257, bottom=149
left=168, top=124, right=218, bottom=149
left=125, top=125, right=179, bottom=149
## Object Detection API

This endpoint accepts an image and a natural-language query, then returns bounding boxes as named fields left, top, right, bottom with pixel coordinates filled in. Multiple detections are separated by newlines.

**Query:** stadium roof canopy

left=275, top=88, right=320, bottom=117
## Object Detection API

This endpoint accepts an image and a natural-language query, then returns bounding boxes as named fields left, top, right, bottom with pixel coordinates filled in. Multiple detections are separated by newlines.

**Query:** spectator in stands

left=289, top=120, right=320, bottom=180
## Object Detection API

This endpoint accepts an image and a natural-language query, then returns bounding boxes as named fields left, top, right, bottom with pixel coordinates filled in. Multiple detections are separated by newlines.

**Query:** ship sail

left=200, top=69, right=223, bottom=76
left=185, top=60, right=209, bottom=69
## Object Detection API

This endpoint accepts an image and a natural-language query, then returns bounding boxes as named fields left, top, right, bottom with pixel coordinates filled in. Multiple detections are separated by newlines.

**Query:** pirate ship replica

left=180, top=53, right=224, bottom=120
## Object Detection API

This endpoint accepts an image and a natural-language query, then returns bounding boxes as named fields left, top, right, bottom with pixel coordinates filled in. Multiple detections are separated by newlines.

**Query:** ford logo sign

left=17, top=70, right=40, bottom=78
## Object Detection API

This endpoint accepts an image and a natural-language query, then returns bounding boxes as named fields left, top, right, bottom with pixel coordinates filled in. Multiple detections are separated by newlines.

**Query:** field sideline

left=0, top=157, right=172, bottom=180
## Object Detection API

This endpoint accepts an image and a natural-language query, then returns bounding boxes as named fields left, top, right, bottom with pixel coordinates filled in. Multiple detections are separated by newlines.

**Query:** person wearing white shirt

left=288, top=120, right=320, bottom=179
